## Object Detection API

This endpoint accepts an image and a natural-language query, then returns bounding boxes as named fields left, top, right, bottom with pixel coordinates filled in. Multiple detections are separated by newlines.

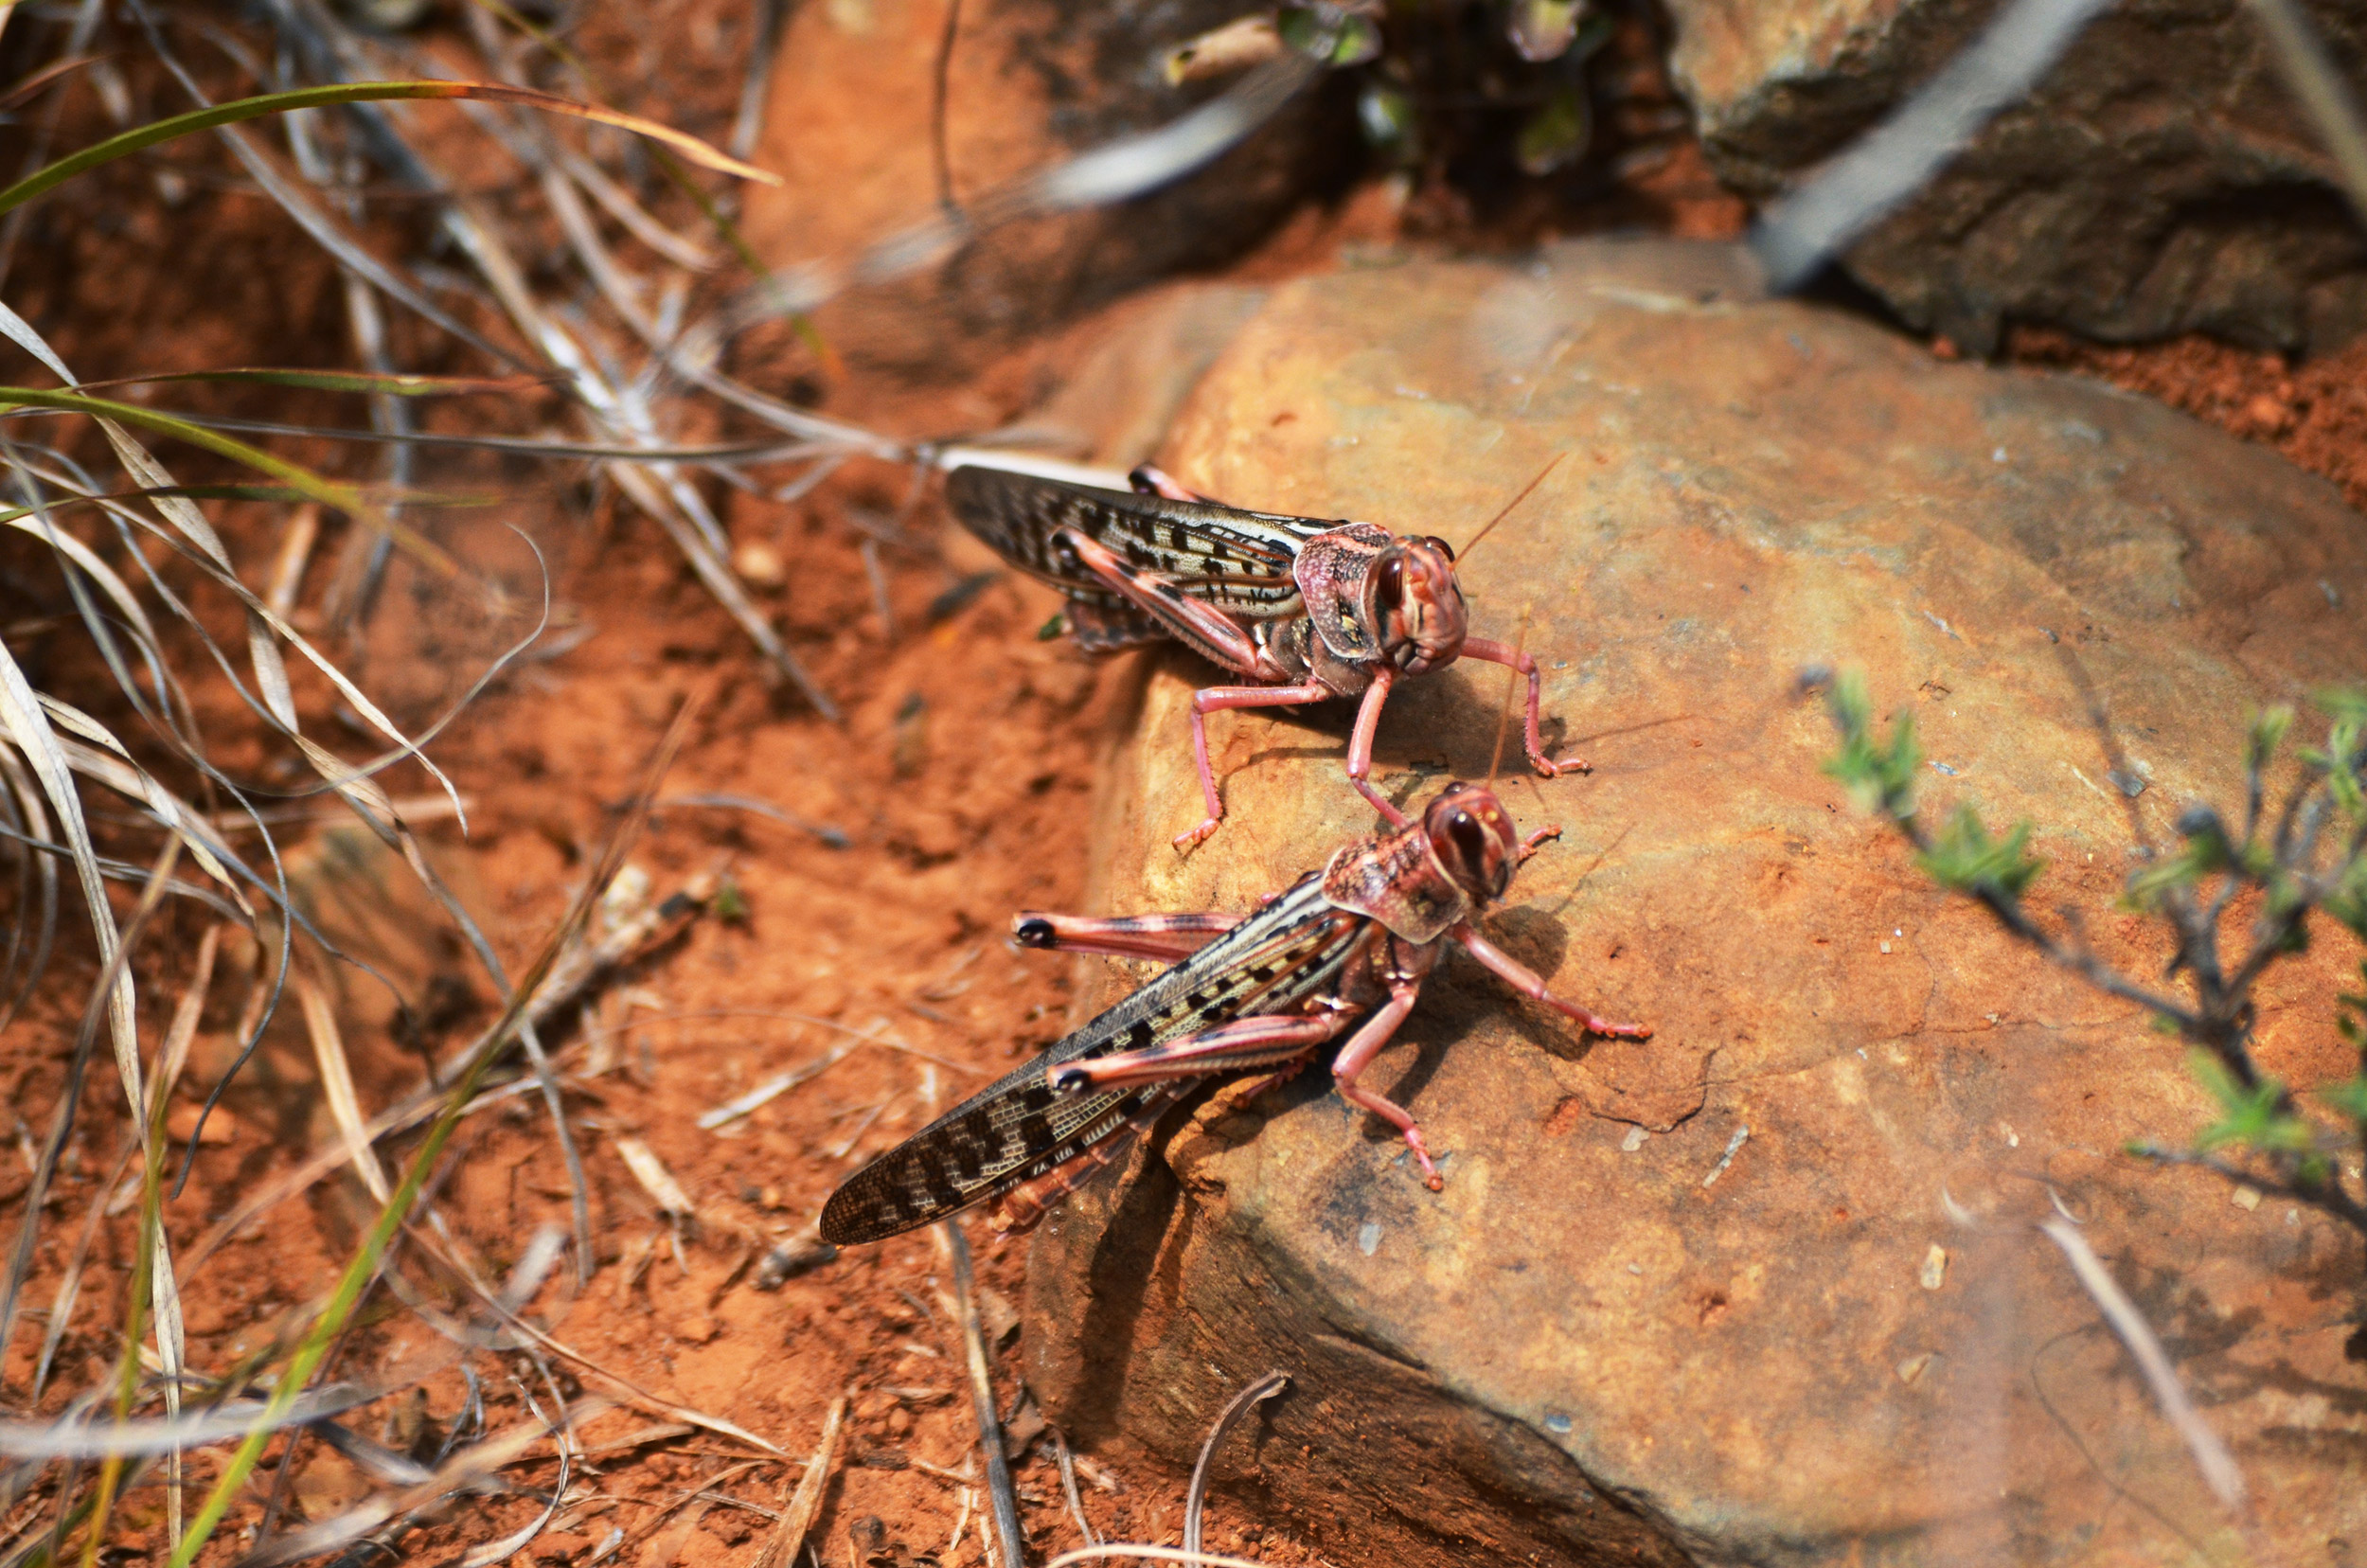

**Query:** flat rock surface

left=1022, top=241, right=2367, bottom=1565
left=1664, top=0, right=2367, bottom=353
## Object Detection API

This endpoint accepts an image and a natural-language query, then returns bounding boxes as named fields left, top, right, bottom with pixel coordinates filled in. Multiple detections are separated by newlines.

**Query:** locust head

left=1424, top=782, right=1520, bottom=904
left=1376, top=535, right=1467, bottom=675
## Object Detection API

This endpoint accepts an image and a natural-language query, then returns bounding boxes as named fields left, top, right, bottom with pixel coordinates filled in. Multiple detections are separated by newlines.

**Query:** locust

left=818, top=781, right=1648, bottom=1246
left=943, top=458, right=1581, bottom=849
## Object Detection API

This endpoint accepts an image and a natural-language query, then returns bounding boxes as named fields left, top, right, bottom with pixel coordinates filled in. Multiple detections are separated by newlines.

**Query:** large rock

left=1020, top=241, right=2367, bottom=1565
left=739, top=0, right=1350, bottom=375
left=1664, top=0, right=2367, bottom=354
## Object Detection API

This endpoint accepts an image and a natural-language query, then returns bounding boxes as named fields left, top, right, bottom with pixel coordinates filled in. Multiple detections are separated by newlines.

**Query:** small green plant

left=1807, top=668, right=2367, bottom=1253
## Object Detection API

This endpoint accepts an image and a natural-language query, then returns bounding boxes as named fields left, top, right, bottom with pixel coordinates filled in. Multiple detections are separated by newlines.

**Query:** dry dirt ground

left=4, top=6, right=2367, bottom=1567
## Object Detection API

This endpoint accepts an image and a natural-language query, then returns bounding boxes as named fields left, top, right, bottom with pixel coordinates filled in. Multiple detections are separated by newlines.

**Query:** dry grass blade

left=2246, top=0, right=2367, bottom=223
left=164, top=698, right=707, bottom=1568
left=1751, top=0, right=2115, bottom=291
left=1041, top=1549, right=1272, bottom=1568
left=749, top=1397, right=845, bottom=1568
left=295, top=971, right=392, bottom=1203
left=939, top=1221, right=1023, bottom=1568
left=0, top=79, right=773, bottom=219
left=1181, top=1371, right=1288, bottom=1559
left=698, top=50, right=1317, bottom=344
left=234, top=1399, right=603, bottom=1568
left=2038, top=1219, right=2247, bottom=1511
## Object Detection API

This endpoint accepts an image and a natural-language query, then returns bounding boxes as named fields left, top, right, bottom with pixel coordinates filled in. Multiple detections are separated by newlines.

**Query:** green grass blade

left=0, top=80, right=776, bottom=220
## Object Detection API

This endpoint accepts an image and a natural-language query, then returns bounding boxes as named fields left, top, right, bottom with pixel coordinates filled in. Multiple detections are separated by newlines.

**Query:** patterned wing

left=819, top=876, right=1362, bottom=1244
left=945, top=464, right=1327, bottom=620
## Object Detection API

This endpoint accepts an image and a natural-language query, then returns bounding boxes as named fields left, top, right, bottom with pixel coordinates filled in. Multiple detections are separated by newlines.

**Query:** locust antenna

left=1459, top=451, right=1568, bottom=561
left=1487, top=605, right=1532, bottom=789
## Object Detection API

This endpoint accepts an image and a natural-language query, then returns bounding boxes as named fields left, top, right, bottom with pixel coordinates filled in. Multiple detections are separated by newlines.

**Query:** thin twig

left=2038, top=1219, right=2246, bottom=1511
left=1183, top=1371, right=1288, bottom=1559
left=941, top=1221, right=1023, bottom=1568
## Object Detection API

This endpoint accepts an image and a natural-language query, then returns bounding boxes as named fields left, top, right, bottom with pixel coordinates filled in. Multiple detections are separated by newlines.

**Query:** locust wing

left=945, top=464, right=1326, bottom=621
left=819, top=876, right=1361, bottom=1244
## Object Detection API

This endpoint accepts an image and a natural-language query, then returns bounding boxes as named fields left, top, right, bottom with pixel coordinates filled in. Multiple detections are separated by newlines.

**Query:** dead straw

left=1182, top=1371, right=1289, bottom=1560
left=2037, top=1219, right=2246, bottom=1511
left=941, top=1221, right=1025, bottom=1568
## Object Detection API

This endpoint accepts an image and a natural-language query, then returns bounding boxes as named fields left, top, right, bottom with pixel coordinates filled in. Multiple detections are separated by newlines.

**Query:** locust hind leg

left=1054, top=1012, right=1348, bottom=1092
left=1462, top=636, right=1588, bottom=777
left=1451, top=921, right=1651, bottom=1040
left=1325, top=987, right=1445, bottom=1189
left=1129, top=465, right=1214, bottom=504
left=1010, top=909, right=1245, bottom=964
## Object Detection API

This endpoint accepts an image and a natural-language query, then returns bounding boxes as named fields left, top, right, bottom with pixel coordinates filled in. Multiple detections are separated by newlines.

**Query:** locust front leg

left=1462, top=637, right=1588, bottom=777
left=1178, top=682, right=1334, bottom=849
left=1344, top=667, right=1409, bottom=829
left=1011, top=910, right=1244, bottom=964
left=1326, top=984, right=1443, bottom=1189
left=1450, top=921, right=1651, bottom=1040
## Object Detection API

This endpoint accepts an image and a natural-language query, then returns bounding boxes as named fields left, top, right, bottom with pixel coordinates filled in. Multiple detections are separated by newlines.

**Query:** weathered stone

left=1023, top=241, right=2367, bottom=1565
left=1664, top=0, right=2367, bottom=354
left=739, top=0, right=1350, bottom=375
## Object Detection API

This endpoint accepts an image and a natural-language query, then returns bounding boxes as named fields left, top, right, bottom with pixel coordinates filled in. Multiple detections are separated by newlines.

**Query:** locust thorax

left=1423, top=782, right=1520, bottom=904
left=1375, top=536, right=1467, bottom=674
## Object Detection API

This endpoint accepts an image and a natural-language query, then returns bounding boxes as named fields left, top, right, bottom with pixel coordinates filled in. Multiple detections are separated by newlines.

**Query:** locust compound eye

left=1014, top=918, right=1057, bottom=948
left=1376, top=554, right=1404, bottom=613
left=1448, top=810, right=1491, bottom=874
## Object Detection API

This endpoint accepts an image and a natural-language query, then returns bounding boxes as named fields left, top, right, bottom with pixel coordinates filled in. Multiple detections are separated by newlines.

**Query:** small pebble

left=1895, top=1352, right=1936, bottom=1386
left=1919, top=1245, right=1949, bottom=1291
left=1357, top=1221, right=1381, bottom=1256
left=2232, top=1186, right=2262, bottom=1211
left=1620, top=1126, right=1648, bottom=1153
left=1627, top=1262, right=1643, bottom=1275
left=1543, top=1412, right=1573, bottom=1434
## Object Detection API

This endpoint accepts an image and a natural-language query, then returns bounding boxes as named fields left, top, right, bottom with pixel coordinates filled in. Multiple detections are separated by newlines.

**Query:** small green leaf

left=1916, top=806, right=2042, bottom=899
left=1819, top=672, right=1922, bottom=821
left=2320, top=1075, right=2367, bottom=1122
left=2247, top=704, right=2294, bottom=773
left=1035, top=612, right=1069, bottom=642
left=1356, top=82, right=1416, bottom=153
left=1515, top=87, right=1591, bottom=176
left=1506, top=0, right=1585, bottom=62
left=2313, top=686, right=2367, bottom=725
left=2189, top=1051, right=2311, bottom=1153
left=710, top=877, right=749, bottom=923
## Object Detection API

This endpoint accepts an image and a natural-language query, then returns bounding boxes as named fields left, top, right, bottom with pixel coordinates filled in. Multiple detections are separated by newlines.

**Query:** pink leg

left=1326, top=987, right=1443, bottom=1189
left=1517, top=825, right=1560, bottom=864
left=1129, top=465, right=1213, bottom=504
left=1012, top=910, right=1244, bottom=963
left=1057, top=527, right=1268, bottom=675
left=1177, top=682, right=1333, bottom=850
left=1461, top=636, right=1587, bottom=776
left=1451, top=922, right=1650, bottom=1040
left=1344, top=668, right=1407, bottom=828
left=1057, top=1011, right=1347, bottom=1091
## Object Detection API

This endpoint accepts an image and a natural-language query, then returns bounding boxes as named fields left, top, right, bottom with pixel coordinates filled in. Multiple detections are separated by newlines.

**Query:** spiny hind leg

left=1011, top=910, right=1244, bottom=963
left=1055, top=1012, right=1346, bottom=1091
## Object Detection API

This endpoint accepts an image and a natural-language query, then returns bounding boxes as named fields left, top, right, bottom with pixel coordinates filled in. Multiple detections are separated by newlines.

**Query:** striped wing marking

left=818, top=876, right=1362, bottom=1244
left=945, top=464, right=1328, bottom=620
